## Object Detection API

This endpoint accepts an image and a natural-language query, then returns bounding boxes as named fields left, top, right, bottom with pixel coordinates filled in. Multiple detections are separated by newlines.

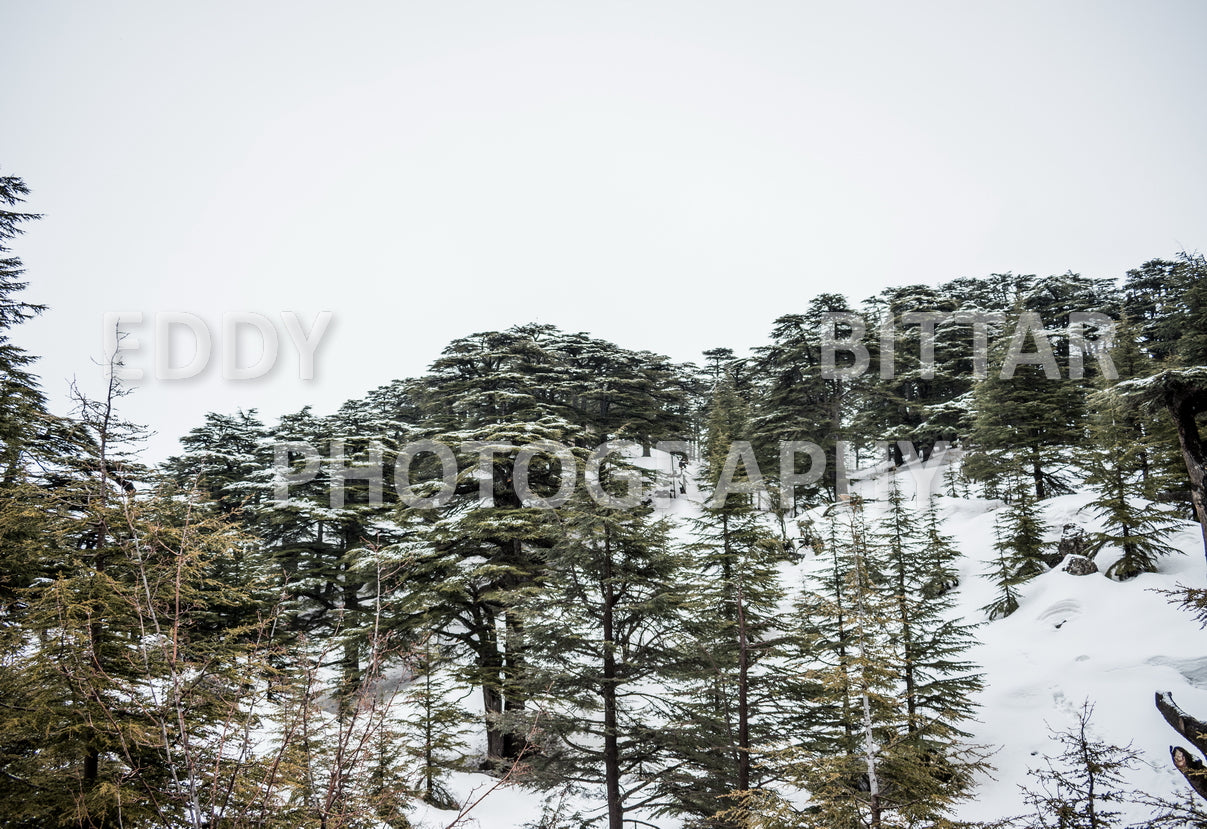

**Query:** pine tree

left=790, top=498, right=900, bottom=829
left=0, top=171, right=60, bottom=621
left=398, top=633, right=472, bottom=809
left=876, top=480, right=983, bottom=745
left=965, top=307, right=1087, bottom=500
left=851, top=285, right=970, bottom=463
left=655, top=499, right=786, bottom=827
left=253, top=397, right=411, bottom=718
left=404, top=417, right=569, bottom=766
left=393, top=324, right=693, bottom=767
left=1109, top=260, right=1207, bottom=566
left=5, top=386, right=279, bottom=827
left=161, top=409, right=276, bottom=634
left=1177, top=252, right=1207, bottom=368
left=983, top=477, right=1050, bottom=619
left=1083, top=345, right=1183, bottom=580
left=1018, top=701, right=1145, bottom=829
left=704, top=372, right=753, bottom=490
left=941, top=272, right=1038, bottom=316
left=0, top=171, right=49, bottom=481
left=164, top=409, right=271, bottom=514
left=549, top=330, right=693, bottom=452
left=517, top=487, right=686, bottom=829
left=749, top=294, right=859, bottom=504
left=1121, top=257, right=1197, bottom=364
left=784, top=496, right=987, bottom=828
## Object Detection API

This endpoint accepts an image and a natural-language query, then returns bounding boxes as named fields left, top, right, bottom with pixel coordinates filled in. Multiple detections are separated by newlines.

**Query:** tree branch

left=1157, top=691, right=1207, bottom=802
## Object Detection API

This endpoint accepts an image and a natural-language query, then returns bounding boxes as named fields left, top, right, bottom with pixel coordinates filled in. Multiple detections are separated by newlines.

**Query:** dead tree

left=1155, top=691, right=1207, bottom=802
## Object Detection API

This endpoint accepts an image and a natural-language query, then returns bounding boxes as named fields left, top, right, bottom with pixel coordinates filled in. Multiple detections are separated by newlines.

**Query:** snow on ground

left=948, top=497, right=1207, bottom=824
left=405, top=448, right=1207, bottom=827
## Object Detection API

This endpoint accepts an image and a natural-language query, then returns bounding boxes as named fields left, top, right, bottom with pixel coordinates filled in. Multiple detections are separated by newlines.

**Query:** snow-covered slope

left=407, top=449, right=1207, bottom=827
left=833, top=454, right=1207, bottom=824
left=944, top=489, right=1207, bottom=824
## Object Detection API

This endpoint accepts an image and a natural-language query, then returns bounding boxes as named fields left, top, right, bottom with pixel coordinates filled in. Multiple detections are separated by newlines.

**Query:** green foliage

left=983, top=478, right=1049, bottom=620
left=964, top=309, right=1087, bottom=501
left=852, top=285, right=971, bottom=460
left=749, top=295, right=859, bottom=503
left=4, top=170, right=1203, bottom=829
left=876, top=481, right=983, bottom=740
left=1121, top=254, right=1207, bottom=366
left=0, top=172, right=49, bottom=481
left=654, top=500, right=786, bottom=826
left=785, top=494, right=987, bottom=828
left=516, top=487, right=686, bottom=827
left=1016, top=701, right=1146, bottom=829
left=4, top=474, right=286, bottom=828
left=1082, top=388, right=1183, bottom=580
left=704, top=373, right=753, bottom=490
left=397, top=634, right=472, bottom=809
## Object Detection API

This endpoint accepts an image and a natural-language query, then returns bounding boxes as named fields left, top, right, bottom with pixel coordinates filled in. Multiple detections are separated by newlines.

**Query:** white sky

left=4, top=1, right=1207, bottom=460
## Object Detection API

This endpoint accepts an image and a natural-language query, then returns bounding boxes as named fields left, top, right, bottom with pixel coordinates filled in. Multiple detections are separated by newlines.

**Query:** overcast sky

left=4, top=1, right=1207, bottom=459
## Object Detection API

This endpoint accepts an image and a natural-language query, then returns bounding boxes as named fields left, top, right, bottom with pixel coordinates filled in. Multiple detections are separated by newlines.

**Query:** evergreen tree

left=788, top=499, right=900, bottom=829
left=398, top=633, right=472, bottom=809
left=1083, top=337, right=1183, bottom=580
left=0, top=171, right=49, bottom=481
left=518, top=487, right=686, bottom=829
left=655, top=500, right=786, bottom=827
left=0, top=171, right=64, bottom=621
left=253, top=395, right=412, bottom=715
left=965, top=306, right=1088, bottom=500
left=1110, top=368, right=1207, bottom=564
left=983, top=478, right=1049, bottom=619
left=3, top=379, right=278, bottom=827
left=160, top=409, right=276, bottom=634
left=703, top=371, right=753, bottom=492
left=941, top=272, right=1038, bottom=316
left=403, top=419, right=569, bottom=765
left=876, top=480, right=983, bottom=746
left=1120, top=257, right=1197, bottom=364
left=851, top=285, right=970, bottom=464
left=393, top=325, right=692, bottom=766
left=785, top=511, right=864, bottom=764
left=163, top=409, right=271, bottom=517
left=1017, top=701, right=1145, bottom=829
left=784, top=496, right=986, bottom=828
left=1178, top=252, right=1207, bottom=368
left=749, top=294, right=858, bottom=504
left=550, top=330, right=693, bottom=452
left=1089, top=318, right=1187, bottom=511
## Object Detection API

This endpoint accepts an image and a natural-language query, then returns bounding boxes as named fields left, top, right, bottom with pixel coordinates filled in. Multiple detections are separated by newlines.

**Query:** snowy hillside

left=404, top=449, right=1207, bottom=828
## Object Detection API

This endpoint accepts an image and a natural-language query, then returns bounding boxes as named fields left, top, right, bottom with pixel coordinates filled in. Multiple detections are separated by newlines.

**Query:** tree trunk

left=501, top=537, right=530, bottom=761
left=1165, top=389, right=1207, bottom=564
left=853, top=527, right=882, bottom=829
left=424, top=668, right=436, bottom=801
left=338, top=554, right=361, bottom=722
left=501, top=608, right=528, bottom=760
left=476, top=612, right=506, bottom=764
left=482, top=679, right=504, bottom=762
left=1156, top=691, right=1207, bottom=802
left=601, top=532, right=624, bottom=829
left=829, top=553, right=855, bottom=753
left=862, top=683, right=882, bottom=829
left=736, top=580, right=751, bottom=797
left=898, top=586, right=917, bottom=733
left=890, top=442, right=904, bottom=468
